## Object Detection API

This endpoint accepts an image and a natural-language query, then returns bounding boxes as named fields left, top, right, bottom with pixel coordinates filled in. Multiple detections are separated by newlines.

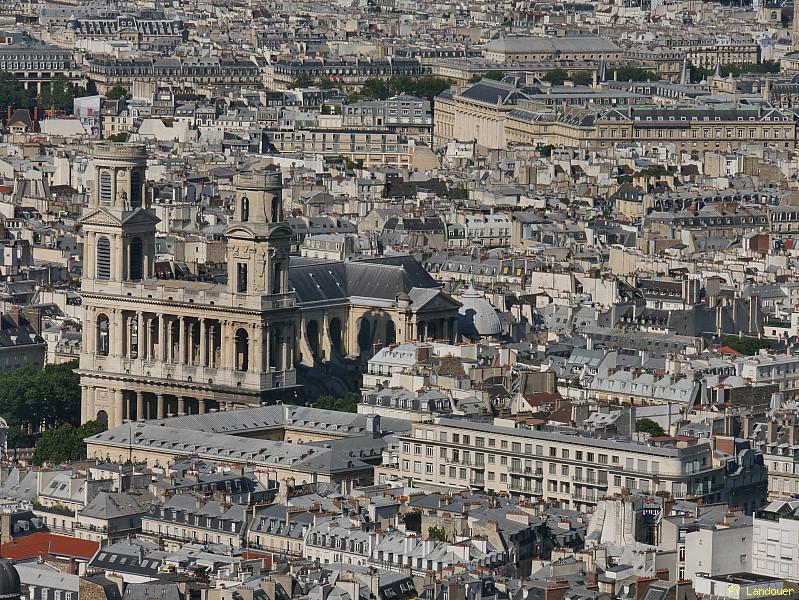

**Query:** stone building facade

left=78, top=144, right=300, bottom=428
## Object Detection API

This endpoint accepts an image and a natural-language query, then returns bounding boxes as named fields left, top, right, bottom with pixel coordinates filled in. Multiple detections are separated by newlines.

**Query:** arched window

left=272, top=262, right=282, bottom=294
left=97, top=314, right=110, bottom=356
left=99, top=170, right=112, bottom=205
left=129, top=237, right=143, bottom=280
left=235, top=328, right=249, bottom=371
left=130, top=171, right=142, bottom=209
left=241, top=196, right=249, bottom=222
left=96, top=236, right=111, bottom=280
left=271, top=197, right=281, bottom=223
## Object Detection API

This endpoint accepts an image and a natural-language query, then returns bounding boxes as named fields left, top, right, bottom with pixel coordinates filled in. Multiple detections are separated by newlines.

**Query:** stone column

left=116, top=310, right=125, bottom=357
left=177, top=396, right=185, bottom=416
left=114, top=389, right=124, bottom=427
left=199, top=318, right=207, bottom=367
left=157, top=394, right=164, bottom=419
left=157, top=313, right=165, bottom=361
left=220, top=320, right=230, bottom=369
left=265, top=325, right=272, bottom=370
left=80, top=385, right=87, bottom=423
left=199, top=398, right=206, bottom=414
left=187, top=321, right=195, bottom=365
left=136, top=391, right=144, bottom=421
left=208, top=322, right=216, bottom=368
left=288, top=323, right=295, bottom=369
left=442, top=318, right=449, bottom=343
left=86, top=386, right=96, bottom=423
left=135, top=312, right=143, bottom=359
left=250, top=323, right=262, bottom=373
left=84, top=309, right=94, bottom=355
left=178, top=316, right=186, bottom=364
left=167, top=318, right=175, bottom=363
left=282, top=326, right=289, bottom=372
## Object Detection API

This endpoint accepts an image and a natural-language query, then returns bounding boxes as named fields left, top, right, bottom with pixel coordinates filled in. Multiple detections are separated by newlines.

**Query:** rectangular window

left=236, top=263, right=248, bottom=293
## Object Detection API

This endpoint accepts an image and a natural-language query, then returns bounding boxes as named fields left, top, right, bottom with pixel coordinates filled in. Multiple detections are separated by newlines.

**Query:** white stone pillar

left=199, top=318, right=207, bottom=367
left=178, top=316, right=186, bottom=364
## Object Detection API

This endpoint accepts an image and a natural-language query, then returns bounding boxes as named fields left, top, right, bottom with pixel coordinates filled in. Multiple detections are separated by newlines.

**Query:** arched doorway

left=357, top=319, right=372, bottom=354
left=129, top=237, right=144, bottom=280
left=307, top=320, right=320, bottom=359
left=329, top=317, right=343, bottom=355
left=97, top=314, right=110, bottom=356
left=96, top=410, right=108, bottom=428
left=235, top=328, right=249, bottom=371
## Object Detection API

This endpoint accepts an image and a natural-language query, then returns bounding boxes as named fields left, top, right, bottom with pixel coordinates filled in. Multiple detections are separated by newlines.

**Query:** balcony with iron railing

left=509, top=465, right=544, bottom=477
left=572, top=475, right=609, bottom=487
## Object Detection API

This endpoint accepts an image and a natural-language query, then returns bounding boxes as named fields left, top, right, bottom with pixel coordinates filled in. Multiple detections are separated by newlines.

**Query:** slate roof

left=289, top=255, right=443, bottom=305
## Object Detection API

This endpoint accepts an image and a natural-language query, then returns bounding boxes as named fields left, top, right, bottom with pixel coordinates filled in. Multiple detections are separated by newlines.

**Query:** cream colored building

left=78, top=144, right=300, bottom=428
left=375, top=417, right=767, bottom=515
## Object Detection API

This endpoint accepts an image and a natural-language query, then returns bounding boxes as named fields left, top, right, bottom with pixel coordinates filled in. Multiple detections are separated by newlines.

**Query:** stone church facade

left=79, top=143, right=460, bottom=428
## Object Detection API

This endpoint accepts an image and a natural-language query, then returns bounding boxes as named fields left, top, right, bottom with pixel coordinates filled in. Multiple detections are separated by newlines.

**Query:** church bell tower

left=225, top=165, right=291, bottom=296
left=81, top=143, right=159, bottom=285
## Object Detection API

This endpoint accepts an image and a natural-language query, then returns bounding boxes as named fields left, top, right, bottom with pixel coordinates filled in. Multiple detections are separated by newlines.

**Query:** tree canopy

left=0, top=361, right=81, bottom=439
left=315, top=392, right=360, bottom=413
left=569, top=71, right=593, bottom=86
left=720, top=335, right=774, bottom=356
left=32, top=420, right=106, bottom=466
left=38, top=76, right=90, bottom=114
left=637, top=418, right=666, bottom=437
left=105, top=85, right=128, bottom=101
left=542, top=69, right=569, bottom=86
left=0, top=71, right=34, bottom=116
left=359, top=76, right=452, bottom=101
left=613, top=67, right=658, bottom=82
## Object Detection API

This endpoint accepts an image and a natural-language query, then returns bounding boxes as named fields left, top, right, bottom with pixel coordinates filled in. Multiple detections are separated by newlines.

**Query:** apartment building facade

left=376, top=418, right=767, bottom=514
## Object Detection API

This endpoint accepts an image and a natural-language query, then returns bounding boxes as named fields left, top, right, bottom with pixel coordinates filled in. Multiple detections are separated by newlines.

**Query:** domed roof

left=0, top=559, right=20, bottom=600
left=457, top=285, right=502, bottom=338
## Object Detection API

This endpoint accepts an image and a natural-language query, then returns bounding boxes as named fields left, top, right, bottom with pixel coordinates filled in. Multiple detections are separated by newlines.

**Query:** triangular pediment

left=79, top=208, right=123, bottom=227
left=121, top=208, right=161, bottom=226
left=410, top=288, right=462, bottom=313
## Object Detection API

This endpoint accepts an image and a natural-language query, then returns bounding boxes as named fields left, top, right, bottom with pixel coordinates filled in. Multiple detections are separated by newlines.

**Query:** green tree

left=38, top=76, right=81, bottom=114
left=720, top=335, right=774, bottom=356
left=570, top=71, right=593, bottom=86
left=358, top=76, right=452, bottom=102
left=361, top=78, right=390, bottom=99
left=637, top=418, right=666, bottom=437
left=319, top=78, right=335, bottom=90
left=291, top=74, right=317, bottom=89
left=428, top=526, right=448, bottom=542
left=614, top=67, right=658, bottom=82
left=536, top=143, right=554, bottom=157
left=450, top=184, right=469, bottom=200
left=469, top=74, right=482, bottom=83
left=483, top=70, right=505, bottom=81
left=105, top=85, right=128, bottom=101
left=315, top=392, right=360, bottom=413
left=77, top=419, right=106, bottom=441
left=32, top=419, right=106, bottom=465
left=0, top=71, right=34, bottom=116
left=0, top=361, right=81, bottom=434
left=108, top=132, right=128, bottom=142
left=543, top=68, right=569, bottom=86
